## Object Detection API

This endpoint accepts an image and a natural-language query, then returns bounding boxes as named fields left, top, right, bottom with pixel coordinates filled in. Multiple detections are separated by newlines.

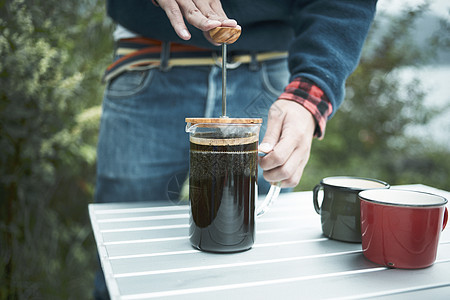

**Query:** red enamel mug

left=359, top=189, right=448, bottom=269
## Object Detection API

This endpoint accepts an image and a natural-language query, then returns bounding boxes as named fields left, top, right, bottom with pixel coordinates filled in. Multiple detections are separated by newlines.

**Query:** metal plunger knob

left=208, top=27, right=242, bottom=118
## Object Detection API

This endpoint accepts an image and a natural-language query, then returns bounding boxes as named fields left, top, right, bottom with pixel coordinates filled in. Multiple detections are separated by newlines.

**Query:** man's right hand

left=154, top=0, right=238, bottom=45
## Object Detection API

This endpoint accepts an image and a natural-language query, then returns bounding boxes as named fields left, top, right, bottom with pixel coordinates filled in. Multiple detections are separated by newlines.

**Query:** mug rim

left=359, top=189, right=448, bottom=208
left=321, top=176, right=390, bottom=191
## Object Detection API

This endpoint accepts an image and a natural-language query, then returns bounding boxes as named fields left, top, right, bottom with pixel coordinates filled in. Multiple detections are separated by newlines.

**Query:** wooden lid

left=190, top=135, right=259, bottom=146
left=185, top=117, right=262, bottom=125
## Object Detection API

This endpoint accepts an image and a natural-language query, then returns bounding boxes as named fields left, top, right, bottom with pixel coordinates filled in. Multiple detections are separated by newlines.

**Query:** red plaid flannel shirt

left=278, top=77, right=332, bottom=139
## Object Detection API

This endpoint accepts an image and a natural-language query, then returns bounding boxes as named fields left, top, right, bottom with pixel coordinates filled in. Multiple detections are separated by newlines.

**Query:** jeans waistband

left=103, top=37, right=288, bottom=83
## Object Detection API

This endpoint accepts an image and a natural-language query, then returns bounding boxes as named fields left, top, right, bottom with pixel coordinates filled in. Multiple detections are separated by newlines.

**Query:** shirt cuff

left=278, top=77, right=332, bottom=139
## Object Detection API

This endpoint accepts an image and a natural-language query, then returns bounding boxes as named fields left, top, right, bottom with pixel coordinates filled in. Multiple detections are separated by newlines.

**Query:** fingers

left=158, top=0, right=192, bottom=40
left=157, top=0, right=238, bottom=42
left=262, top=140, right=310, bottom=187
left=192, top=0, right=230, bottom=25
left=259, top=100, right=316, bottom=188
left=221, top=19, right=238, bottom=27
left=259, top=103, right=284, bottom=154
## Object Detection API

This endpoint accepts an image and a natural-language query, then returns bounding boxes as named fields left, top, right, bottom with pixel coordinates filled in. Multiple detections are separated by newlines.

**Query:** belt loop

left=249, top=52, right=260, bottom=71
left=160, top=41, right=171, bottom=72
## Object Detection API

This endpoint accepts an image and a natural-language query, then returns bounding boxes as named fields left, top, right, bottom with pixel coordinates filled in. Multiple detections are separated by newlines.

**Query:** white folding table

left=89, top=184, right=450, bottom=299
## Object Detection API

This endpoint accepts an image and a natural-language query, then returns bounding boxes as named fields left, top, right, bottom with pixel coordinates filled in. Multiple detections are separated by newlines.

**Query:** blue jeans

left=95, top=59, right=289, bottom=204
left=94, top=59, right=289, bottom=299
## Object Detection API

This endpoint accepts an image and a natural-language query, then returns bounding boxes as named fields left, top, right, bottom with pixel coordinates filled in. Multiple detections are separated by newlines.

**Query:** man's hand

left=155, top=0, right=238, bottom=44
left=259, top=100, right=316, bottom=188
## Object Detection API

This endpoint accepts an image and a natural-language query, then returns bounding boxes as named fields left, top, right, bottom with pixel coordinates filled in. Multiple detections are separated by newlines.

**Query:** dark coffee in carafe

left=189, top=133, right=258, bottom=252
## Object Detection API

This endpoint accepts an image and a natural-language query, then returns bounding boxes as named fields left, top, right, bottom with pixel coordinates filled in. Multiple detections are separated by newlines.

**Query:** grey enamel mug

left=313, top=176, right=390, bottom=242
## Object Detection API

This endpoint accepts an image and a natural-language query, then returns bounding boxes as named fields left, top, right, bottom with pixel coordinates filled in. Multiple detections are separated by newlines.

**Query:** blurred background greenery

left=299, top=1, right=450, bottom=190
left=0, top=0, right=449, bottom=299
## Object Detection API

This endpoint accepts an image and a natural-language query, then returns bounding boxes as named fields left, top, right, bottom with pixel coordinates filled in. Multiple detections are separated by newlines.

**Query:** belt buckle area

left=226, top=60, right=242, bottom=69
left=213, top=52, right=242, bottom=70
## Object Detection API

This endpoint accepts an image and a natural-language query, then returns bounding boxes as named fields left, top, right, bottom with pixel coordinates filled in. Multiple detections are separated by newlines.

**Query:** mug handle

left=443, top=207, right=448, bottom=231
left=313, top=183, right=323, bottom=214
left=256, top=182, right=281, bottom=217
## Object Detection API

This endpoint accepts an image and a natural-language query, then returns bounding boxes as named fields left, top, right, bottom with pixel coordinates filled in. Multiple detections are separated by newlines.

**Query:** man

left=95, top=0, right=377, bottom=298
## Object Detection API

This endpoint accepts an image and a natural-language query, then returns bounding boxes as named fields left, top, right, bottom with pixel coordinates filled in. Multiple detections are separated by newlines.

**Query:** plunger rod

left=208, top=26, right=241, bottom=118
left=221, top=43, right=227, bottom=117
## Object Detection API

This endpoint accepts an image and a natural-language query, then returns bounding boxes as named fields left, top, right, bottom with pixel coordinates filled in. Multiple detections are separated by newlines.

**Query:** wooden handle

left=209, top=26, right=241, bottom=44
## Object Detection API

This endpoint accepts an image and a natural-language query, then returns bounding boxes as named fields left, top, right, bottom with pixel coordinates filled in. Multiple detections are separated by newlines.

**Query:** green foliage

left=0, top=0, right=113, bottom=299
left=297, top=5, right=450, bottom=191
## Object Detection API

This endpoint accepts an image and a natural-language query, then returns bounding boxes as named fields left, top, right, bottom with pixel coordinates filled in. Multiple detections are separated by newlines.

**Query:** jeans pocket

left=106, top=68, right=155, bottom=98
left=260, top=59, right=289, bottom=98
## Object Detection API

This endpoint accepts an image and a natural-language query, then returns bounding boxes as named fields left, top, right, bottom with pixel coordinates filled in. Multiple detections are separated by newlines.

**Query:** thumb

left=260, top=105, right=284, bottom=152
